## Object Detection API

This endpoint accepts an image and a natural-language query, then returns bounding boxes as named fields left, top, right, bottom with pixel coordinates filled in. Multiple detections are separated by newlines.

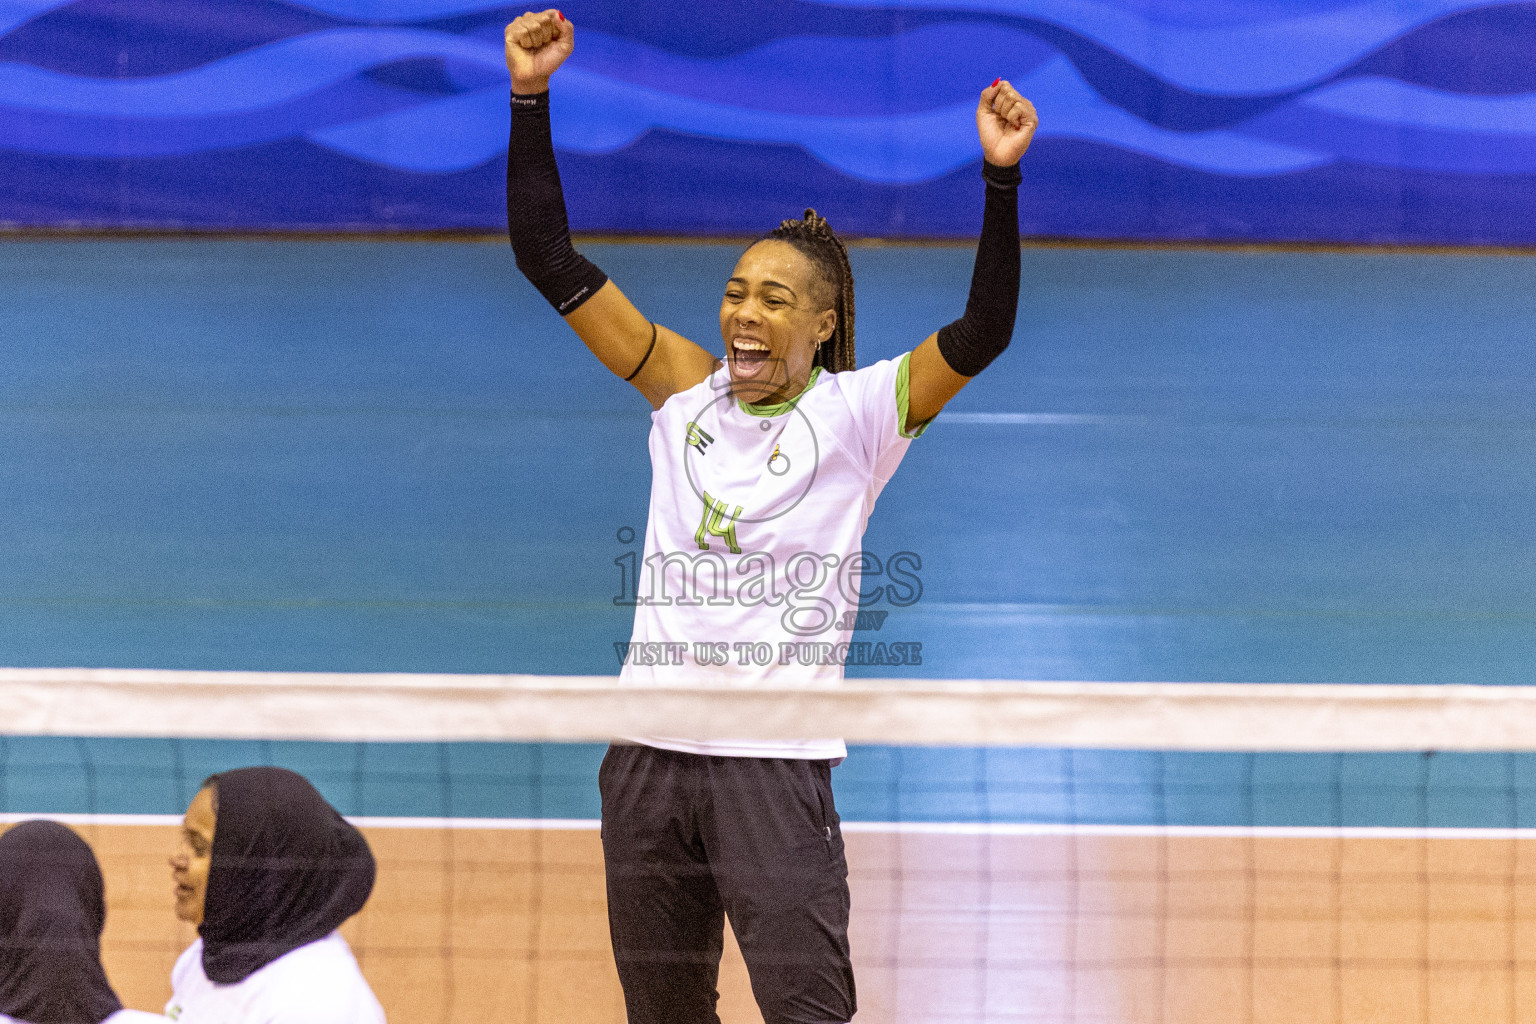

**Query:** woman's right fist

left=505, top=9, right=574, bottom=93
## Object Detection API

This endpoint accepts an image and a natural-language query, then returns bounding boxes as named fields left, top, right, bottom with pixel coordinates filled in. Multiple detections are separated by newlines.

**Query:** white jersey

left=165, top=933, right=384, bottom=1024
left=0, top=1013, right=167, bottom=1024
left=621, top=352, right=926, bottom=758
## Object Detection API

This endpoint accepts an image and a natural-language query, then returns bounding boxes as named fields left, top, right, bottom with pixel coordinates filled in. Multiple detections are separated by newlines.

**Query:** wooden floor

left=77, top=823, right=1536, bottom=1023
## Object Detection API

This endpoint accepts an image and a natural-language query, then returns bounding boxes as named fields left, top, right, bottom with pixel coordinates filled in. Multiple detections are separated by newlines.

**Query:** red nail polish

left=557, top=10, right=565, bottom=19
left=991, top=78, right=1000, bottom=87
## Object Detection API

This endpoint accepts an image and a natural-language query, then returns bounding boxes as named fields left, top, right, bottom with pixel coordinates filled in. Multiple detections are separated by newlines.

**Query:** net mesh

left=4, top=673, right=1536, bottom=1023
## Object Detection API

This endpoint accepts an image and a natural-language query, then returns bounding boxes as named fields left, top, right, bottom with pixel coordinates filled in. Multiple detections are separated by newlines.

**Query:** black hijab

left=0, top=821, right=123, bottom=1024
left=199, top=767, right=375, bottom=984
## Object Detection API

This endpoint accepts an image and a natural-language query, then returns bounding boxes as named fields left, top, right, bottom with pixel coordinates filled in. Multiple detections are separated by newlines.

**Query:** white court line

left=5, top=813, right=1533, bottom=840
left=0, top=813, right=600, bottom=830
left=0, top=813, right=184, bottom=827
left=839, top=821, right=1536, bottom=840
left=349, top=816, right=601, bottom=830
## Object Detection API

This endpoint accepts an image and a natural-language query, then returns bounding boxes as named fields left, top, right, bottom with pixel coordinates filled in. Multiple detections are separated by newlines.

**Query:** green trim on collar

left=896, top=351, right=931, bottom=438
left=737, top=365, right=824, bottom=417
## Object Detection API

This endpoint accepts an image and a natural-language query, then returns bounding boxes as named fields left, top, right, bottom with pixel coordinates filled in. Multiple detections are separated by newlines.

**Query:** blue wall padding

left=3, top=1, right=1536, bottom=242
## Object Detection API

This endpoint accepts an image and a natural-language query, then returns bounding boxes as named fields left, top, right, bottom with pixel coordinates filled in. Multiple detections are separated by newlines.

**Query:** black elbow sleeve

left=512, top=235, right=609, bottom=316
left=936, top=160, right=1022, bottom=377
left=507, top=91, right=608, bottom=315
left=935, top=317, right=999, bottom=379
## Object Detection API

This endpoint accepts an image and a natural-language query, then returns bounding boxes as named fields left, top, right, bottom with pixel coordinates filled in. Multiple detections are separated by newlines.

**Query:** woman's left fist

left=977, top=79, right=1038, bottom=167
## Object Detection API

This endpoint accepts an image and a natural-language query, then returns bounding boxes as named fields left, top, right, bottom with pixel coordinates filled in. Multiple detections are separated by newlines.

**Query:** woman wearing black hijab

left=165, top=767, right=384, bottom=1023
left=0, top=820, right=164, bottom=1024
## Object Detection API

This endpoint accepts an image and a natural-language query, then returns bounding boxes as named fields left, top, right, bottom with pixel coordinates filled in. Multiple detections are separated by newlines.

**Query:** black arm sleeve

left=935, top=160, right=1021, bottom=377
left=507, top=91, right=609, bottom=315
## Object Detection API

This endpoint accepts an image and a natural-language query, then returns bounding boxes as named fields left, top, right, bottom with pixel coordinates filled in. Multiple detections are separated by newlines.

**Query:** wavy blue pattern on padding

left=0, top=24, right=1048, bottom=121
left=309, top=58, right=1328, bottom=178
left=259, top=0, right=1503, bottom=92
left=1301, top=76, right=1536, bottom=135
left=798, top=0, right=1500, bottom=92
left=2, top=0, right=1536, bottom=240
left=8, top=23, right=1536, bottom=180
left=8, top=0, right=1534, bottom=115
left=0, top=78, right=425, bottom=157
left=6, top=0, right=1483, bottom=97
left=0, top=0, right=68, bottom=36
left=1346, top=3, right=1536, bottom=96
left=1240, top=106, right=1536, bottom=175
left=567, top=23, right=1059, bottom=116
left=0, top=28, right=498, bottom=115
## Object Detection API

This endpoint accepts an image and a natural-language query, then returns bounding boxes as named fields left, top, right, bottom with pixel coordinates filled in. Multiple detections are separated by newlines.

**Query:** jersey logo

left=686, top=422, right=715, bottom=454
left=695, top=491, right=743, bottom=554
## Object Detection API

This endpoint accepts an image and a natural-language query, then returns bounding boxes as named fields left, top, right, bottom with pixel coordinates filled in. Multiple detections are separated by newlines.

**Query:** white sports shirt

left=620, top=352, right=927, bottom=759
left=165, top=932, right=385, bottom=1024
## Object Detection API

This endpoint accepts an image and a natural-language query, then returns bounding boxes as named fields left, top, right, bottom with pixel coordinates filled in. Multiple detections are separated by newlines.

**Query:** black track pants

left=598, top=744, right=856, bottom=1024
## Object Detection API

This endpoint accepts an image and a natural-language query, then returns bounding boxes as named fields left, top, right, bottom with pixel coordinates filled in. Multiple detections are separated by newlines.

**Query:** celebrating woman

left=505, top=10, right=1036, bottom=1023
left=165, top=767, right=384, bottom=1024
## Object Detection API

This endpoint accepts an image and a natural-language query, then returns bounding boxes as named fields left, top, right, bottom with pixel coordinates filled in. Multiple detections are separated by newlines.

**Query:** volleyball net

left=6, top=669, right=1536, bottom=1023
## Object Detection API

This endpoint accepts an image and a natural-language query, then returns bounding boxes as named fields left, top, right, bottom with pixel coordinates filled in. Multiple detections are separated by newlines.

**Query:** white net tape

left=4, top=667, right=1535, bottom=749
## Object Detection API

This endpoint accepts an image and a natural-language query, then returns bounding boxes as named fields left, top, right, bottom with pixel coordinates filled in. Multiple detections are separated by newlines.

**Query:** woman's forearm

left=506, top=90, right=608, bottom=315
left=935, top=161, right=1022, bottom=377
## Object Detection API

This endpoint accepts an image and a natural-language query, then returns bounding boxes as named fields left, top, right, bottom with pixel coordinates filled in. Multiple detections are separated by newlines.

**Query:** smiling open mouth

left=731, top=338, right=771, bottom=375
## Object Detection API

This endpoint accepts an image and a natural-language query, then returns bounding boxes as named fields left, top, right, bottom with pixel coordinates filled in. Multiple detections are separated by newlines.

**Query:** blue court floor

left=2, top=237, right=1533, bottom=684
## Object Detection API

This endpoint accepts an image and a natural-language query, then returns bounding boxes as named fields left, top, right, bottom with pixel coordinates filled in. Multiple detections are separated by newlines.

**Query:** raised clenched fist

left=976, top=79, right=1039, bottom=167
left=505, top=9, right=574, bottom=94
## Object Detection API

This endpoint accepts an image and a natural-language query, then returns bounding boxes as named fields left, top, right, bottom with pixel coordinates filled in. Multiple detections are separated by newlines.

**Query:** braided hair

left=760, top=209, right=856, bottom=373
